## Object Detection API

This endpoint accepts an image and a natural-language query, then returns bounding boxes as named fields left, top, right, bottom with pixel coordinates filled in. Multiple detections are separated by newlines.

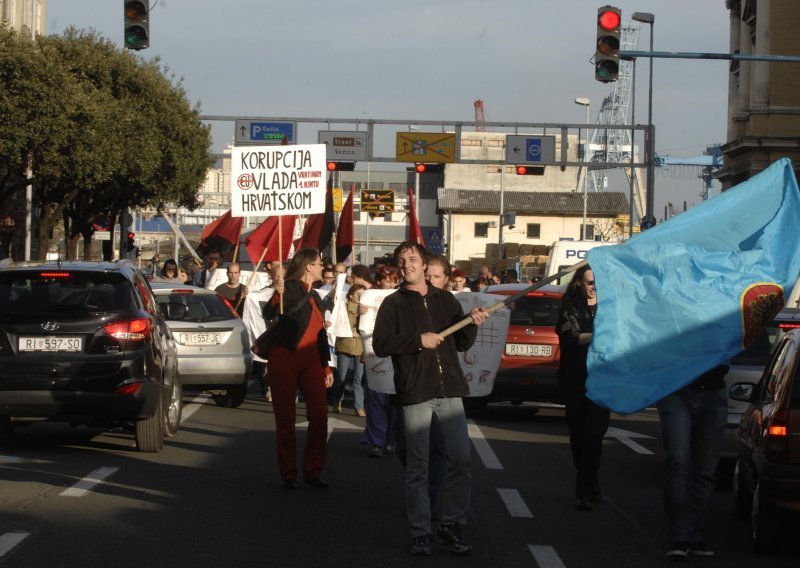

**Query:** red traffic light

left=515, top=165, right=545, bottom=176
left=327, top=161, right=355, bottom=171
left=598, top=8, right=620, bottom=31
left=413, top=163, right=444, bottom=174
left=127, top=231, right=135, bottom=241
left=415, top=163, right=427, bottom=174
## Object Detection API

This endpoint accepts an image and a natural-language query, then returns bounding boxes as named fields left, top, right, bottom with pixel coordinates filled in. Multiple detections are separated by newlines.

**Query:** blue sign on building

left=427, top=229, right=444, bottom=254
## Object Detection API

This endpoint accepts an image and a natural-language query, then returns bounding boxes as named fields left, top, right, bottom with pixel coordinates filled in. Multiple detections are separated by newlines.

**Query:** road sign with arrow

left=505, top=135, right=556, bottom=165
left=234, top=120, right=296, bottom=145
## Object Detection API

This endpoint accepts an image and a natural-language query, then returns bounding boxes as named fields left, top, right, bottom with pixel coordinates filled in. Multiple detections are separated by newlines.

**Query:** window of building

left=487, top=140, right=504, bottom=148
left=420, top=183, right=436, bottom=200
left=475, top=222, right=489, bottom=238
left=486, top=166, right=501, bottom=174
left=526, top=223, right=541, bottom=239
left=461, top=139, right=482, bottom=147
left=581, top=224, right=595, bottom=240
left=388, top=183, right=403, bottom=192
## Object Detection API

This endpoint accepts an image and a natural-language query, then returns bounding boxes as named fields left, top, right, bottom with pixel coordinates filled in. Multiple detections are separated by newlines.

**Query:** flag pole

left=232, top=217, right=244, bottom=262
left=236, top=245, right=269, bottom=313
left=438, top=260, right=588, bottom=338
left=332, top=231, right=337, bottom=264
left=278, top=216, right=284, bottom=313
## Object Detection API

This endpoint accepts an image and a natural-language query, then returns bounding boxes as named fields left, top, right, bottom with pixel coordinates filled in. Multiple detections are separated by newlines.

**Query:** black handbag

left=251, top=291, right=313, bottom=358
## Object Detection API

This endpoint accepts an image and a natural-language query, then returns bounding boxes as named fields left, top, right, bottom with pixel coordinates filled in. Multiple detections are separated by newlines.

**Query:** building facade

left=718, top=0, right=800, bottom=187
left=0, top=0, right=46, bottom=37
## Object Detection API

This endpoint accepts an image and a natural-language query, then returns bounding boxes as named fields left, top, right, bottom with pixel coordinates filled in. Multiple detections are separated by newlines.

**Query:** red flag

left=336, top=185, right=355, bottom=262
left=245, top=215, right=297, bottom=264
left=201, top=210, right=241, bottom=246
left=407, top=187, right=425, bottom=246
left=298, top=174, right=335, bottom=252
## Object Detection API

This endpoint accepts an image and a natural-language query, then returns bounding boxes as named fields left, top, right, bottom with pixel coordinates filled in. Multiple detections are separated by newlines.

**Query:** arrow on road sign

left=604, top=427, right=655, bottom=455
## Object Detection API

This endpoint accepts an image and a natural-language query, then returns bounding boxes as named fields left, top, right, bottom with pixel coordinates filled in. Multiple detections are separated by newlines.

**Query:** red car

left=465, top=283, right=565, bottom=413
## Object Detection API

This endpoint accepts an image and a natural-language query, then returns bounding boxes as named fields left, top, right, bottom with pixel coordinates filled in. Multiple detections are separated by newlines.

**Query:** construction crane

left=654, top=145, right=723, bottom=201
left=474, top=99, right=487, bottom=132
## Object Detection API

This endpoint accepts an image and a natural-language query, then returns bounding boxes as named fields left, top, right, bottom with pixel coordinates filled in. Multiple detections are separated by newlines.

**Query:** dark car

left=730, top=326, right=800, bottom=551
left=465, top=283, right=565, bottom=412
left=0, top=259, right=182, bottom=452
left=151, top=283, right=253, bottom=408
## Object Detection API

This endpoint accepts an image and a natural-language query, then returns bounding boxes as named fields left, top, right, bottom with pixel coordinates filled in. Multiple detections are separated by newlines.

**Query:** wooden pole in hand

left=438, top=260, right=588, bottom=338
left=235, top=244, right=269, bottom=313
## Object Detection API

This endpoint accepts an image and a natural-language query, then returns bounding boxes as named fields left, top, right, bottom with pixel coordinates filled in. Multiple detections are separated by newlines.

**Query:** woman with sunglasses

left=556, top=264, right=608, bottom=511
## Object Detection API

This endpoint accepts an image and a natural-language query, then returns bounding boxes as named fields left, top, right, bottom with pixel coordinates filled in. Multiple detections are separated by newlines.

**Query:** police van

left=544, top=239, right=613, bottom=285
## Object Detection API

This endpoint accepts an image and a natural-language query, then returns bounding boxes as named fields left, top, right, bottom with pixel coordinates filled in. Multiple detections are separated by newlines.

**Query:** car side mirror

left=729, top=382, right=756, bottom=403
left=165, top=302, right=187, bottom=320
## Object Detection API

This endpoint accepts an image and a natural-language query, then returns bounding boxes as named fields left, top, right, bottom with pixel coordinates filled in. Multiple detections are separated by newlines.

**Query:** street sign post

left=360, top=189, right=395, bottom=213
left=235, top=120, right=297, bottom=145
left=395, top=133, right=456, bottom=163
left=505, top=135, right=556, bottom=165
left=318, top=131, right=368, bottom=162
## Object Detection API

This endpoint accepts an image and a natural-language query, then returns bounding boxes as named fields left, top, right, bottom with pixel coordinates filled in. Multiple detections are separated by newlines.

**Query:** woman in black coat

left=556, top=264, right=608, bottom=511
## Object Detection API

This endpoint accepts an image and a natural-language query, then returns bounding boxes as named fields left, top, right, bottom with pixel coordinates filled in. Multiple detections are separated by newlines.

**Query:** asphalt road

left=1, top=386, right=798, bottom=568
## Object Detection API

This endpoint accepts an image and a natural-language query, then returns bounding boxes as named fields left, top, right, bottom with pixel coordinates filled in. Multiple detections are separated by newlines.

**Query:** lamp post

left=632, top=11, right=655, bottom=226
left=575, top=97, right=590, bottom=240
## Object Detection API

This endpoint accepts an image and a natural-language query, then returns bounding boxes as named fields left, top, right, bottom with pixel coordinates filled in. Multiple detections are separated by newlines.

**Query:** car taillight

left=765, top=408, right=790, bottom=462
left=217, top=293, right=240, bottom=318
left=40, top=272, right=71, bottom=279
left=115, top=383, right=143, bottom=395
left=778, top=322, right=800, bottom=329
left=103, top=318, right=151, bottom=341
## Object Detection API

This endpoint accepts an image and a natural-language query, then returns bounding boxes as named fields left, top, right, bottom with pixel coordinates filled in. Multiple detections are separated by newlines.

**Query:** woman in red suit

left=265, top=248, right=334, bottom=490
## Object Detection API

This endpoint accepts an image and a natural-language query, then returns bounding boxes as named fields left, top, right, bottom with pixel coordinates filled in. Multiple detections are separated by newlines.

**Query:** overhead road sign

left=318, top=131, right=368, bottom=162
left=396, top=133, right=456, bottom=163
left=230, top=144, right=327, bottom=217
left=235, top=120, right=297, bottom=145
left=360, top=190, right=395, bottom=213
left=505, top=135, right=556, bottom=165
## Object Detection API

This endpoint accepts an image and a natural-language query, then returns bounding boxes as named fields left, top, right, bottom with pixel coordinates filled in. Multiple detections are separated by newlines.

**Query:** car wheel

left=463, top=395, right=490, bottom=417
left=135, top=395, right=164, bottom=453
left=733, top=458, right=751, bottom=519
left=752, top=481, right=782, bottom=552
left=163, top=376, right=183, bottom=437
left=212, top=381, right=247, bottom=409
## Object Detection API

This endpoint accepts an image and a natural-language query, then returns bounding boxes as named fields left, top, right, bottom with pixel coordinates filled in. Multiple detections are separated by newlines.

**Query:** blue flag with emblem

left=585, top=158, right=800, bottom=414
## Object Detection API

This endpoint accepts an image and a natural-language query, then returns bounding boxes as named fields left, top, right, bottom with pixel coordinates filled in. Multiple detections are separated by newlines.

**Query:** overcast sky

left=46, top=0, right=732, bottom=218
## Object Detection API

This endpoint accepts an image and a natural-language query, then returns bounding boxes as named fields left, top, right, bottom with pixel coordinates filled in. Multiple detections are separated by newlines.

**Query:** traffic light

left=124, top=0, right=150, bottom=50
left=595, top=6, right=621, bottom=82
left=515, top=165, right=545, bottom=175
left=126, top=231, right=136, bottom=252
left=326, top=161, right=355, bottom=171
left=414, top=163, right=445, bottom=174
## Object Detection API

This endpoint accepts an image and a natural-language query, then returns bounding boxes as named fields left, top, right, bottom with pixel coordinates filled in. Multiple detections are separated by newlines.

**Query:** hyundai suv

left=0, top=259, right=182, bottom=452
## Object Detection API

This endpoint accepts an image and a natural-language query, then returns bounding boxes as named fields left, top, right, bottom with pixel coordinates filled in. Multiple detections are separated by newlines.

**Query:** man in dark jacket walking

left=373, top=241, right=489, bottom=556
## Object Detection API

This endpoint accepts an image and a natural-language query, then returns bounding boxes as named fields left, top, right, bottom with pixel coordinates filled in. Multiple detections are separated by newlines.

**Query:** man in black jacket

left=373, top=241, right=488, bottom=556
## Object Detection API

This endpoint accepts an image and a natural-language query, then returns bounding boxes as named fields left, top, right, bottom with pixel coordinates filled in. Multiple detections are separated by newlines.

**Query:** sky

left=45, top=0, right=732, bottom=219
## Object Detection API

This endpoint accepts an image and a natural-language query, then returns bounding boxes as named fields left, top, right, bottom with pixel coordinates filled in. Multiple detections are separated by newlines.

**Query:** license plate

left=505, top=343, right=552, bottom=357
left=18, top=336, right=83, bottom=352
left=180, top=332, right=221, bottom=346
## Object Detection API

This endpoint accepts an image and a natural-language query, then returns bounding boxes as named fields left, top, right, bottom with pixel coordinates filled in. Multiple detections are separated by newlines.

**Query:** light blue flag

left=586, top=158, right=800, bottom=414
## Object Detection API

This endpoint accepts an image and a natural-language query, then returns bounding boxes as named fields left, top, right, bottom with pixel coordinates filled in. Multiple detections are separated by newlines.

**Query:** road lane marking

left=497, top=488, right=533, bottom=518
left=529, top=545, right=567, bottom=568
left=0, top=532, right=31, bottom=559
left=604, top=427, right=655, bottom=455
left=59, top=466, right=119, bottom=497
left=467, top=420, right=503, bottom=470
left=180, top=394, right=212, bottom=422
left=297, top=418, right=362, bottom=441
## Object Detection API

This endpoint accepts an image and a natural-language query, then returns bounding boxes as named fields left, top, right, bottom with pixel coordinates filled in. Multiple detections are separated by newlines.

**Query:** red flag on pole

left=200, top=210, right=242, bottom=247
left=407, top=187, right=425, bottom=246
left=298, top=174, right=335, bottom=252
left=336, top=185, right=355, bottom=262
left=245, top=215, right=297, bottom=263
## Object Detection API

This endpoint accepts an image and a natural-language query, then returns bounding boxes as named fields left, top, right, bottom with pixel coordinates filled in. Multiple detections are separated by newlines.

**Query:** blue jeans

left=403, top=397, right=470, bottom=537
left=334, top=352, right=364, bottom=411
left=657, top=386, right=727, bottom=543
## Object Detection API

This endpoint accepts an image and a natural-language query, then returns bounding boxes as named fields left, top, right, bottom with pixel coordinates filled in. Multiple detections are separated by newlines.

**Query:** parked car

left=722, top=308, right=800, bottom=461
left=0, top=259, right=182, bottom=452
left=729, top=325, right=800, bottom=552
left=151, top=283, right=253, bottom=408
left=464, top=283, right=565, bottom=413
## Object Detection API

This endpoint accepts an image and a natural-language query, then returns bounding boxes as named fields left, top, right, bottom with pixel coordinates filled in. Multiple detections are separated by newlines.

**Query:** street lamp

left=575, top=97, right=590, bottom=240
left=632, top=11, right=655, bottom=227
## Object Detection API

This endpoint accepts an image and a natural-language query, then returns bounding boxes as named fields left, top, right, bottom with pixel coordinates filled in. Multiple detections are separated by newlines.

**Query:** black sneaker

left=689, top=542, right=715, bottom=557
left=409, top=534, right=432, bottom=556
left=666, top=541, right=689, bottom=561
left=437, top=523, right=473, bottom=555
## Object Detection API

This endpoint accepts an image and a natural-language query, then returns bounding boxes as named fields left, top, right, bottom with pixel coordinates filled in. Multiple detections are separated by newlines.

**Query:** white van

left=544, top=240, right=613, bottom=285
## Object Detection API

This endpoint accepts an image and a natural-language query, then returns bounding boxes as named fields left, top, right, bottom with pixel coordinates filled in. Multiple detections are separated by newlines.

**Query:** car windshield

left=0, top=271, right=133, bottom=315
left=156, top=293, right=235, bottom=323
left=509, top=295, right=561, bottom=326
